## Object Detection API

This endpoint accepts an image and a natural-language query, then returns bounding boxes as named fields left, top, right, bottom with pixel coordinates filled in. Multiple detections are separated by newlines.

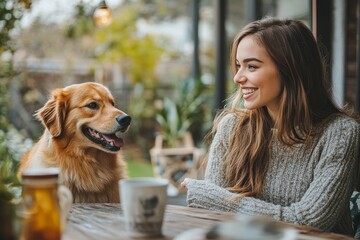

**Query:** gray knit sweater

left=185, top=113, right=360, bottom=236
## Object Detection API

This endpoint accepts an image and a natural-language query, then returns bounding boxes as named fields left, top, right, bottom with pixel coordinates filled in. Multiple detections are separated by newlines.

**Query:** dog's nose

left=116, top=115, right=131, bottom=127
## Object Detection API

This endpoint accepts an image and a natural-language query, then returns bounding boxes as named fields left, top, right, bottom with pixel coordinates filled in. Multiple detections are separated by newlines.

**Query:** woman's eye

left=235, top=64, right=241, bottom=70
left=86, top=102, right=99, bottom=109
left=248, top=65, right=257, bottom=70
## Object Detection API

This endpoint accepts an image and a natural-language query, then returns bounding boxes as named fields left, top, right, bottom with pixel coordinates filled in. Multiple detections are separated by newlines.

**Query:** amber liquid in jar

left=21, top=168, right=62, bottom=240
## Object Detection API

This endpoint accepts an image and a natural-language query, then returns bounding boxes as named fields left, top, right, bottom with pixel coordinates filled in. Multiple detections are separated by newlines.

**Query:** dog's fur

left=19, top=82, right=131, bottom=203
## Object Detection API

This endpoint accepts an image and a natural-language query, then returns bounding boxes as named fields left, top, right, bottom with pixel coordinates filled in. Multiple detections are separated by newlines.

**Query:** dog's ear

left=35, top=88, right=67, bottom=137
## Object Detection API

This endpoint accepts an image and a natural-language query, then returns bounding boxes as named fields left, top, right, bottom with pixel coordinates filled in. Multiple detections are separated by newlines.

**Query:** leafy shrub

left=155, top=78, right=211, bottom=147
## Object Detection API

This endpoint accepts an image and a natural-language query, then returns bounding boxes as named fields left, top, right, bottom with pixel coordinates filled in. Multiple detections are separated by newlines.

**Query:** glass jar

left=21, top=168, right=63, bottom=240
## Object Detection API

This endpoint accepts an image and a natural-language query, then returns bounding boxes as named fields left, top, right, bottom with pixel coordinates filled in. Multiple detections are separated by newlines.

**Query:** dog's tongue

left=103, top=134, right=124, bottom=148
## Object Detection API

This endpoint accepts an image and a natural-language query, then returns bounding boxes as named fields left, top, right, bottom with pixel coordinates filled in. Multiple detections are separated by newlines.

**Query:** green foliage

left=0, top=0, right=31, bottom=54
left=66, top=2, right=95, bottom=38
left=94, top=6, right=164, bottom=86
left=126, top=83, right=158, bottom=156
left=0, top=159, right=20, bottom=205
left=0, top=125, right=24, bottom=205
left=0, top=63, right=12, bottom=131
left=0, top=0, right=31, bottom=130
left=155, top=78, right=210, bottom=147
left=0, top=0, right=32, bottom=206
left=0, top=80, right=25, bottom=204
left=0, top=157, right=21, bottom=239
left=93, top=5, right=166, bottom=156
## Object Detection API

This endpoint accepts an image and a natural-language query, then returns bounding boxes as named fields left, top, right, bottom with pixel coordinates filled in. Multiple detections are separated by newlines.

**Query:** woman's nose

left=233, top=67, right=247, bottom=83
left=233, top=73, right=247, bottom=84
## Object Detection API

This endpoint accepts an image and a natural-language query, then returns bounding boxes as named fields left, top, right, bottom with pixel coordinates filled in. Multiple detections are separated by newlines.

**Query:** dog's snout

left=116, top=115, right=131, bottom=127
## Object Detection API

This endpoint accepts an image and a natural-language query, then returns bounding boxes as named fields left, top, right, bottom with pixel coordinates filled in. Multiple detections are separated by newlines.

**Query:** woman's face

left=233, top=35, right=282, bottom=119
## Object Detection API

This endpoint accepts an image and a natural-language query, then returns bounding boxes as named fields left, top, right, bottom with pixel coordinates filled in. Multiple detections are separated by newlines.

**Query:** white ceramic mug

left=119, top=178, right=168, bottom=238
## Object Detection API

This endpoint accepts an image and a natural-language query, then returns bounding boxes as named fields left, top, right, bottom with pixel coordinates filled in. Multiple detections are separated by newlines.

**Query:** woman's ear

left=35, top=88, right=67, bottom=137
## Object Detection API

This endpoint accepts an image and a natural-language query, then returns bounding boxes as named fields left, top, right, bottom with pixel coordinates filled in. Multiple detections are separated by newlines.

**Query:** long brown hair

left=212, top=17, right=342, bottom=197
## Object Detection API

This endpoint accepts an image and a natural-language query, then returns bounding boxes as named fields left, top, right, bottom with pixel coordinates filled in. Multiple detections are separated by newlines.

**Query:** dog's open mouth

left=82, top=126, right=124, bottom=152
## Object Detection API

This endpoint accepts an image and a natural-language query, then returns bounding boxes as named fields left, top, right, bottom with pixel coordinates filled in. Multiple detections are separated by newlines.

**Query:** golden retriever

left=19, top=82, right=131, bottom=203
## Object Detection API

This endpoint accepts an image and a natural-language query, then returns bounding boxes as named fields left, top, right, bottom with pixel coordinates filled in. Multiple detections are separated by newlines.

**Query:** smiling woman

left=182, top=17, right=360, bottom=237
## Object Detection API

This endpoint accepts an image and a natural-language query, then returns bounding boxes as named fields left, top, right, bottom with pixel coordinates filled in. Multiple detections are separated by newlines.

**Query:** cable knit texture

left=185, top=113, right=360, bottom=236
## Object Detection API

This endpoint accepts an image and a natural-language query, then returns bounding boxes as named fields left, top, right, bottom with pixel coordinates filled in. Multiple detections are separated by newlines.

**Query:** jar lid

left=21, top=167, right=60, bottom=179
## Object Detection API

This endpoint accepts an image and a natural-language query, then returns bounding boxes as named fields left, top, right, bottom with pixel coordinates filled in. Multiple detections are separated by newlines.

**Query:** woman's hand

left=180, top=178, right=191, bottom=190
left=180, top=178, right=238, bottom=212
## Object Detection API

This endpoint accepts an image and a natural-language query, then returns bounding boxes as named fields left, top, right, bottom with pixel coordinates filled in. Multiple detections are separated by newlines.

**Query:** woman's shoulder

left=212, top=113, right=239, bottom=145
left=324, top=113, right=359, bottom=127
left=218, top=109, right=249, bottom=126
left=319, top=113, right=360, bottom=136
left=219, top=113, right=236, bottom=124
left=216, top=114, right=236, bottom=135
left=217, top=110, right=248, bottom=129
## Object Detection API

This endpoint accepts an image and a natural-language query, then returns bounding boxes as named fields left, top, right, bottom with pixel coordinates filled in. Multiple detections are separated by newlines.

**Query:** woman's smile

left=242, top=88, right=258, bottom=99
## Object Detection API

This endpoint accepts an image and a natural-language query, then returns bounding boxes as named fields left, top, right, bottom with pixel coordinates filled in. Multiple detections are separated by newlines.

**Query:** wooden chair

left=149, top=132, right=205, bottom=193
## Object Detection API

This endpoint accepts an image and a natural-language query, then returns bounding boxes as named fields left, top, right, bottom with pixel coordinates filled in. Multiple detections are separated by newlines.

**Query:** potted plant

left=150, top=78, right=209, bottom=192
left=154, top=77, right=209, bottom=147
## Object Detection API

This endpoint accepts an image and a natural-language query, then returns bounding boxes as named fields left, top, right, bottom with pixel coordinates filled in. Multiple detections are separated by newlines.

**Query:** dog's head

left=36, top=82, right=131, bottom=153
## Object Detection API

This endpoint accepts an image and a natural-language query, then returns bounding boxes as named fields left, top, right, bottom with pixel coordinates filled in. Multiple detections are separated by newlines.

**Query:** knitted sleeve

left=185, top=115, right=360, bottom=232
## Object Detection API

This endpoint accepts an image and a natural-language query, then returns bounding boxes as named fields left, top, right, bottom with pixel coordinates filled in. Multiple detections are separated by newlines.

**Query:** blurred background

left=0, top=0, right=359, bottom=197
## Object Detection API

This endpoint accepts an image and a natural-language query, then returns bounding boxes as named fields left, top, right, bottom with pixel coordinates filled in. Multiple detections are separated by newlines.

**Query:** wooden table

left=63, top=203, right=353, bottom=240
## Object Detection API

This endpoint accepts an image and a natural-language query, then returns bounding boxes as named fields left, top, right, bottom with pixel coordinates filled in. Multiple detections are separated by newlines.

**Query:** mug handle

left=58, top=185, right=73, bottom=228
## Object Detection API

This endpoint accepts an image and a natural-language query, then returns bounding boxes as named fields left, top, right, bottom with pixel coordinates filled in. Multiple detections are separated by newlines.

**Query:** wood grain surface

left=63, top=204, right=353, bottom=240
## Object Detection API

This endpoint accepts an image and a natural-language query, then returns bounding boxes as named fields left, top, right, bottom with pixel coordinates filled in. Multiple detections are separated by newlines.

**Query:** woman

left=181, top=17, right=360, bottom=236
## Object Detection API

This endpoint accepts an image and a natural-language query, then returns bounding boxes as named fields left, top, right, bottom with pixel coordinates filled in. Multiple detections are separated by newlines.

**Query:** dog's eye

left=86, top=102, right=99, bottom=109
